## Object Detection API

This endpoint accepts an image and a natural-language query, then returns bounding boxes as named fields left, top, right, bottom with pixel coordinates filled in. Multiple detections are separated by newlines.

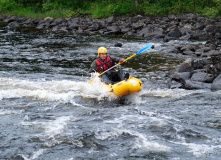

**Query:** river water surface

left=0, top=22, right=221, bottom=160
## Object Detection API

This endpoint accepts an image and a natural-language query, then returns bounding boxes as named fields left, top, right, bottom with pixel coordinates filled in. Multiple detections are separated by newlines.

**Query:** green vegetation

left=0, top=0, right=220, bottom=18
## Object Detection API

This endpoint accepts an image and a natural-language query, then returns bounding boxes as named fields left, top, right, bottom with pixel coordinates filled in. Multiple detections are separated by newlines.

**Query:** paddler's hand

left=119, top=60, right=124, bottom=64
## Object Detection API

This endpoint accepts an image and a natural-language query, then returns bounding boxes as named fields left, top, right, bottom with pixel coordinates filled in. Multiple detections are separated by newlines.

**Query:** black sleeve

left=109, top=56, right=120, bottom=64
left=88, top=60, right=97, bottom=73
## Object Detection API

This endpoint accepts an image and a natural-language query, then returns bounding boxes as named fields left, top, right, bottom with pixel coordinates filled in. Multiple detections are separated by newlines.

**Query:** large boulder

left=211, top=74, right=221, bottom=91
left=7, top=21, right=20, bottom=28
left=183, top=80, right=211, bottom=90
left=191, top=72, right=215, bottom=83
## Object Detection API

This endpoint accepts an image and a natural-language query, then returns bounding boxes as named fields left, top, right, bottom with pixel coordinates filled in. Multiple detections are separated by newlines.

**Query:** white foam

left=95, top=129, right=170, bottom=152
left=0, top=109, right=23, bottom=116
left=180, top=142, right=221, bottom=158
left=21, top=116, right=73, bottom=139
left=20, top=149, right=46, bottom=160
left=0, top=77, right=114, bottom=102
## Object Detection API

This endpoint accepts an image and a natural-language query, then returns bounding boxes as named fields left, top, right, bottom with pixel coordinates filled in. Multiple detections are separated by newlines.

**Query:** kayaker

left=89, top=47, right=129, bottom=84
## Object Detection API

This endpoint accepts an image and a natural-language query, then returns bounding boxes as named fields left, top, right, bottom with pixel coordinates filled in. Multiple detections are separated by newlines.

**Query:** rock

left=203, top=47, right=212, bottom=52
left=178, top=60, right=193, bottom=72
left=68, top=21, right=79, bottom=30
left=37, top=23, right=47, bottom=29
left=191, top=72, right=215, bottom=83
left=180, top=45, right=195, bottom=52
left=0, top=15, right=5, bottom=21
left=31, top=18, right=42, bottom=25
left=114, top=43, right=122, bottom=47
left=211, top=74, right=221, bottom=91
left=90, top=22, right=100, bottom=31
left=183, top=80, right=211, bottom=90
left=107, top=25, right=120, bottom=32
left=168, top=80, right=184, bottom=89
left=7, top=15, right=17, bottom=23
left=59, top=26, right=68, bottom=32
left=131, top=15, right=143, bottom=23
left=138, top=27, right=149, bottom=37
left=195, top=23, right=205, bottom=30
left=106, top=16, right=114, bottom=24
left=167, top=30, right=182, bottom=38
left=204, top=25, right=219, bottom=33
left=201, top=50, right=219, bottom=57
left=179, top=26, right=192, bottom=35
left=121, top=27, right=130, bottom=33
left=160, top=46, right=178, bottom=54
left=3, top=15, right=13, bottom=23
left=7, top=21, right=20, bottom=28
left=171, top=72, right=191, bottom=80
left=50, top=18, right=64, bottom=27
left=131, top=22, right=144, bottom=30
left=182, top=50, right=194, bottom=55
left=22, top=18, right=32, bottom=25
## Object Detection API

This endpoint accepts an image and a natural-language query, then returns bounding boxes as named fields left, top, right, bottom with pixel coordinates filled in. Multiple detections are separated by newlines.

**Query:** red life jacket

left=96, top=56, right=114, bottom=73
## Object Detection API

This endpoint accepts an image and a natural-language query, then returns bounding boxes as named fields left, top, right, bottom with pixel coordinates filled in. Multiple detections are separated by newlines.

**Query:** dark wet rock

left=201, top=50, right=219, bottom=57
left=191, top=72, right=215, bottom=83
left=180, top=45, right=196, bottom=52
left=131, top=22, right=144, bottom=30
left=0, top=15, right=5, bottom=21
left=178, top=60, right=193, bottom=72
left=52, top=25, right=61, bottom=32
left=161, top=46, right=178, bottom=54
left=131, top=15, right=143, bottom=23
left=183, top=80, right=211, bottom=90
left=59, top=26, right=68, bottom=32
left=211, top=74, right=221, bottom=91
left=204, top=25, right=219, bottom=33
left=7, top=15, right=17, bottom=23
left=195, top=23, right=205, bottom=30
left=171, top=72, right=191, bottom=81
left=7, top=21, right=20, bottom=28
left=51, top=18, right=64, bottom=26
left=3, top=15, right=13, bottom=23
left=121, top=27, right=130, bottom=33
left=182, top=50, right=194, bottom=55
left=90, top=22, right=100, bottom=31
left=68, top=21, right=79, bottom=30
left=203, top=47, right=212, bottom=52
left=77, top=27, right=84, bottom=33
left=106, top=16, right=114, bottom=24
left=137, top=27, right=150, bottom=37
left=114, top=43, right=122, bottom=47
left=17, top=17, right=28, bottom=23
left=107, top=25, right=120, bottom=32
left=163, top=36, right=177, bottom=42
left=31, top=18, right=42, bottom=25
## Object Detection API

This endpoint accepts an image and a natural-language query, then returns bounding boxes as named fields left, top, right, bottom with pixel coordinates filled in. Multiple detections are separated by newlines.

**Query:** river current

left=0, top=22, right=221, bottom=160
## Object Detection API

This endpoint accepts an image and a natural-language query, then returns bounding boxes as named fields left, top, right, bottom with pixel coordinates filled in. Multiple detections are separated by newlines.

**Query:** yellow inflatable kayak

left=106, top=76, right=143, bottom=97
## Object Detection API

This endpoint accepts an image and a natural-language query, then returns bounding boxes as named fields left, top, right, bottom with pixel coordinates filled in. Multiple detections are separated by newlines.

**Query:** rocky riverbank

left=1, top=14, right=221, bottom=91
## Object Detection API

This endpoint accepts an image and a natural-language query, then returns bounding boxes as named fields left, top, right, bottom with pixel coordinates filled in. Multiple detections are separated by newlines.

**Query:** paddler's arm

left=88, top=60, right=97, bottom=73
left=110, top=56, right=124, bottom=64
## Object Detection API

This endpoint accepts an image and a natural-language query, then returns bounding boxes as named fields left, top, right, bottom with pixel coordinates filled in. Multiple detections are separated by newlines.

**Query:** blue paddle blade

left=136, top=43, right=152, bottom=55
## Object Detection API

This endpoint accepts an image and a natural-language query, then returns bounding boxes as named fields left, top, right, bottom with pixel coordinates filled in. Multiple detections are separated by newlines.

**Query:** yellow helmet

left=98, top=47, right=107, bottom=57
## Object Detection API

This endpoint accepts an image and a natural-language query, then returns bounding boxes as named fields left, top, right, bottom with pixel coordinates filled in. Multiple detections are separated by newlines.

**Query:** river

left=0, top=22, right=221, bottom=160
